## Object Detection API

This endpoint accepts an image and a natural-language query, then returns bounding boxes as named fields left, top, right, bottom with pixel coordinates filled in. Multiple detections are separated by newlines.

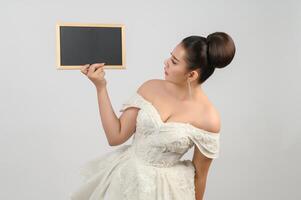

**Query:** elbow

left=108, top=141, right=116, bottom=146
left=107, top=135, right=122, bottom=146
left=108, top=139, right=119, bottom=146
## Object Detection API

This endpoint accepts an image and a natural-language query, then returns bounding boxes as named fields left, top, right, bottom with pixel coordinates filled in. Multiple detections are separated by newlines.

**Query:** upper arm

left=192, top=146, right=213, bottom=179
left=114, top=79, right=158, bottom=146
left=115, top=106, right=139, bottom=146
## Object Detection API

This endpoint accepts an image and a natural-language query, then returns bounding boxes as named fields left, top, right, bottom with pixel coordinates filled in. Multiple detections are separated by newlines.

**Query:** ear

left=189, top=70, right=199, bottom=82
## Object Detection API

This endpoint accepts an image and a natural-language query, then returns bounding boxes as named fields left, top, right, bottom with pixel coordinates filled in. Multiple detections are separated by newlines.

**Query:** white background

left=1, top=0, right=300, bottom=199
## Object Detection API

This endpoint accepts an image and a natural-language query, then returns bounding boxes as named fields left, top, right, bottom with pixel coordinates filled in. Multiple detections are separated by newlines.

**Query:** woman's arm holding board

left=81, top=63, right=122, bottom=145
left=80, top=63, right=154, bottom=146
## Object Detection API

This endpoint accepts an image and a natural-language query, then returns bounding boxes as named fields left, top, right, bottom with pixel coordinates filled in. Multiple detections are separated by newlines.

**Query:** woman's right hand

left=80, top=63, right=107, bottom=90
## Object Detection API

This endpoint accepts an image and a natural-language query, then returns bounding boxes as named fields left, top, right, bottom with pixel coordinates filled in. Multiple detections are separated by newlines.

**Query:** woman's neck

left=165, top=80, right=204, bottom=101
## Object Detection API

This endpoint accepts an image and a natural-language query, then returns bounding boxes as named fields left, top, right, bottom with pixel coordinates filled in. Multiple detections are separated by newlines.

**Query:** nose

left=164, top=59, right=168, bottom=67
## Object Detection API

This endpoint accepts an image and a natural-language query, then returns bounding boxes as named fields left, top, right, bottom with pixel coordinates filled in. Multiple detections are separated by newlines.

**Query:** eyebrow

left=170, top=52, right=180, bottom=62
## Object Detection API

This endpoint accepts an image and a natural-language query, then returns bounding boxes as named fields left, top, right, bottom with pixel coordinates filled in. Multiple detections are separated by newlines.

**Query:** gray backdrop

left=1, top=0, right=300, bottom=199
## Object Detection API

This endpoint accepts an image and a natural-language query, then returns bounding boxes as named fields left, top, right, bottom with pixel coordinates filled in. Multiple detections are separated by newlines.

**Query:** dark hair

left=181, top=32, right=236, bottom=84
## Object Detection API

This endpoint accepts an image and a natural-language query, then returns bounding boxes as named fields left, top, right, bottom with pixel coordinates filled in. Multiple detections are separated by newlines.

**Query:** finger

left=95, top=66, right=104, bottom=73
left=80, top=64, right=89, bottom=75
left=81, top=70, right=88, bottom=75
left=88, top=63, right=105, bottom=76
left=96, top=70, right=105, bottom=76
left=80, top=64, right=89, bottom=70
left=91, top=62, right=106, bottom=70
left=87, top=64, right=97, bottom=76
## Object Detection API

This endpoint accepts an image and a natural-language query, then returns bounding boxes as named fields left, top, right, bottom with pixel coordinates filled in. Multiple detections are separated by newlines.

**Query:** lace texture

left=188, top=127, right=220, bottom=159
left=70, top=91, right=220, bottom=200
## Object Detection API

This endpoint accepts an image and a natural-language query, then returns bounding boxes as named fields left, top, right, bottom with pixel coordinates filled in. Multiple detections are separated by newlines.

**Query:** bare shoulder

left=204, top=103, right=221, bottom=134
left=137, top=79, right=163, bottom=99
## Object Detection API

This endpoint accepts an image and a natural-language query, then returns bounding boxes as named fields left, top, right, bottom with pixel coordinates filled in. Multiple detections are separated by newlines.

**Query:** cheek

left=169, top=68, right=182, bottom=77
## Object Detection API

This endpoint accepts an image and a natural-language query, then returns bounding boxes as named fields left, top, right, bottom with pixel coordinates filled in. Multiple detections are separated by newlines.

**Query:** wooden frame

left=56, top=22, right=126, bottom=70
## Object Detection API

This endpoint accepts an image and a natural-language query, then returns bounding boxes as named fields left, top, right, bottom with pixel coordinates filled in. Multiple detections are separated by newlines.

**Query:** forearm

left=195, top=177, right=207, bottom=200
left=96, top=86, right=121, bottom=145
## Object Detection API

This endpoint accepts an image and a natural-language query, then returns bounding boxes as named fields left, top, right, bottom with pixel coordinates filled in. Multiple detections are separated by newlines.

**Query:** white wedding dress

left=70, top=91, right=220, bottom=200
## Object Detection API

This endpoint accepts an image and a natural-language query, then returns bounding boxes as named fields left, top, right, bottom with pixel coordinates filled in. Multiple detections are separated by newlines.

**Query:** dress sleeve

left=188, top=128, right=220, bottom=159
left=119, top=92, right=144, bottom=112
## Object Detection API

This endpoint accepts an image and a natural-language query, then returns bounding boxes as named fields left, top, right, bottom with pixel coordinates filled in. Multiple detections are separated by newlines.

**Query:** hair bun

left=206, top=32, right=236, bottom=69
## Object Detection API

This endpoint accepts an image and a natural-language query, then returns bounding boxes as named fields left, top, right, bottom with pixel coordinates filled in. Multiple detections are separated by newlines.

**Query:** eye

left=170, top=52, right=177, bottom=64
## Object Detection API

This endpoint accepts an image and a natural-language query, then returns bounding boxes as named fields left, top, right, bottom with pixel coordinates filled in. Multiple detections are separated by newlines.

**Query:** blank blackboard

left=56, top=22, right=126, bottom=70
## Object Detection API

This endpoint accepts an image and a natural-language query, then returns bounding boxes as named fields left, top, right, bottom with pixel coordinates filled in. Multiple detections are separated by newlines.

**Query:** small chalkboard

left=56, top=22, right=126, bottom=70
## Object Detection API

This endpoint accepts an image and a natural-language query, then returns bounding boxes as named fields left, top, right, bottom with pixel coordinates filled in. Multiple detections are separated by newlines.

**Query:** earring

left=187, top=79, right=192, bottom=100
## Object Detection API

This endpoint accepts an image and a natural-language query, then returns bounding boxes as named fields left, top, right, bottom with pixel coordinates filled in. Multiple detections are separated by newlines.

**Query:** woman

left=70, top=32, right=236, bottom=200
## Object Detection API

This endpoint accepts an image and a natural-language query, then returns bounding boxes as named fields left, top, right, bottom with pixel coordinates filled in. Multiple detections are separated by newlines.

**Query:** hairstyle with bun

left=181, top=32, right=236, bottom=84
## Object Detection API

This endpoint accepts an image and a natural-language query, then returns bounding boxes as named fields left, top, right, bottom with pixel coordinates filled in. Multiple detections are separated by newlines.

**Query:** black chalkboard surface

left=56, top=22, right=126, bottom=70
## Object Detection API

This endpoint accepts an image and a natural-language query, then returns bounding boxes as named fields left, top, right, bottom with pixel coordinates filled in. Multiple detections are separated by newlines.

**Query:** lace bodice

left=119, top=92, right=220, bottom=167
left=70, top=91, right=221, bottom=200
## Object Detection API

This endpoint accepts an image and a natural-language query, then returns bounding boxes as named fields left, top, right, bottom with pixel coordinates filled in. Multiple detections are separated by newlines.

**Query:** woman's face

left=164, top=43, right=199, bottom=85
left=164, top=43, right=200, bottom=85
